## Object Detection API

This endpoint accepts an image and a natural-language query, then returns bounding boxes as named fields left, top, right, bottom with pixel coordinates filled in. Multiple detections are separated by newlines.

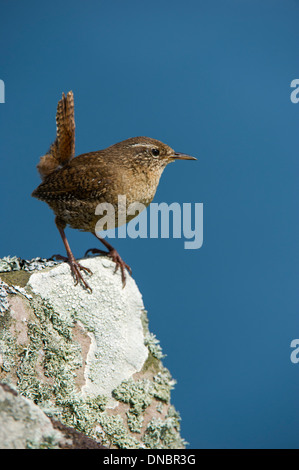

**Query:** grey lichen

left=113, top=378, right=153, bottom=433
left=0, top=256, right=59, bottom=290
left=0, top=281, right=10, bottom=314
left=96, top=413, right=142, bottom=449
left=141, top=310, right=166, bottom=371
left=152, top=370, right=176, bottom=403
left=126, top=412, right=144, bottom=434
left=111, top=368, right=180, bottom=447
left=145, top=332, right=166, bottom=360
left=113, top=369, right=175, bottom=413
left=143, top=406, right=187, bottom=449
left=25, top=435, right=59, bottom=449
left=0, top=329, right=18, bottom=373
left=0, top=256, right=22, bottom=272
left=0, top=255, right=58, bottom=273
left=15, top=297, right=81, bottom=405
left=56, top=395, right=108, bottom=435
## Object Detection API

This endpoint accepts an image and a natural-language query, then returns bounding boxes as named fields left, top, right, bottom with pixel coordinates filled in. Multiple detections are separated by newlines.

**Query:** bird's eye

left=151, top=148, right=160, bottom=157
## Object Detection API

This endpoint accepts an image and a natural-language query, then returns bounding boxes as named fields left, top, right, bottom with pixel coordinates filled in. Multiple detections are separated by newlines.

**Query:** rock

left=0, top=255, right=185, bottom=449
left=0, top=382, right=63, bottom=449
left=0, top=382, right=106, bottom=449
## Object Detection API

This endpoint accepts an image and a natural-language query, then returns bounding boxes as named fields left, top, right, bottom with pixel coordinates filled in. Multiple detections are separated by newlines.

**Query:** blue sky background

left=1, top=0, right=299, bottom=448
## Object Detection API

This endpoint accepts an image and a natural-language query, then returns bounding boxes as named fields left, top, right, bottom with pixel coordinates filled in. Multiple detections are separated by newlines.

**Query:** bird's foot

left=51, top=254, right=93, bottom=292
left=85, top=248, right=132, bottom=288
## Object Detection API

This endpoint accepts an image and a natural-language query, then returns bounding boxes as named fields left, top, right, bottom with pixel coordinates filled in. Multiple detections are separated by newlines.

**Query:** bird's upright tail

left=37, top=91, right=75, bottom=180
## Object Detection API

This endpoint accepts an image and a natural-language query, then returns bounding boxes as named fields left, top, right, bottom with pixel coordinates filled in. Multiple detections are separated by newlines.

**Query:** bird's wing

left=32, top=153, right=114, bottom=201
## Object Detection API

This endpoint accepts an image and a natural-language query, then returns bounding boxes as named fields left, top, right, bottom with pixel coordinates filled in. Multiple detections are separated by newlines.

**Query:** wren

left=32, top=91, right=196, bottom=291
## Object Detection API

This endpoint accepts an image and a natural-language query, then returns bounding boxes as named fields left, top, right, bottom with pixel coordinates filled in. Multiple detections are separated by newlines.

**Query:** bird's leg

left=52, top=217, right=92, bottom=292
left=85, top=234, right=132, bottom=288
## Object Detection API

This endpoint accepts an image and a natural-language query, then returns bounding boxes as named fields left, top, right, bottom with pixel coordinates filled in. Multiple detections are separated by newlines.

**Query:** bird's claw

left=85, top=248, right=131, bottom=288
left=51, top=254, right=93, bottom=292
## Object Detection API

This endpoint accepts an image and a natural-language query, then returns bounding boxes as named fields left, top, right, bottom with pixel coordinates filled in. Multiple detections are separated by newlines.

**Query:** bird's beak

left=171, top=152, right=197, bottom=161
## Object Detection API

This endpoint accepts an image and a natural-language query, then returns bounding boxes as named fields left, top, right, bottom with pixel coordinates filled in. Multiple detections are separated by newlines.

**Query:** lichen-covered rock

left=0, top=383, right=106, bottom=449
left=0, top=255, right=185, bottom=449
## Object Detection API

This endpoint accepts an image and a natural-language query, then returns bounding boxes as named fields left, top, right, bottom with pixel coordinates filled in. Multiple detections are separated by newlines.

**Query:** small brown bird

left=32, top=91, right=196, bottom=290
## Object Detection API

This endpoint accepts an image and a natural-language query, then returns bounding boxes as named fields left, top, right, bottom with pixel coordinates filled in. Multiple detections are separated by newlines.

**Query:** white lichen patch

left=28, top=257, right=148, bottom=403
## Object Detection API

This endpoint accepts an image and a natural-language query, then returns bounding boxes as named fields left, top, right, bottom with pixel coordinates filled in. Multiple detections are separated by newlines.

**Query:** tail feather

left=37, top=91, right=75, bottom=179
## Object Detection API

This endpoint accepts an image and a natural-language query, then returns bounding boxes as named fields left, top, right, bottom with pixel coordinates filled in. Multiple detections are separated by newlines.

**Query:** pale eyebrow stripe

left=130, top=143, right=156, bottom=149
